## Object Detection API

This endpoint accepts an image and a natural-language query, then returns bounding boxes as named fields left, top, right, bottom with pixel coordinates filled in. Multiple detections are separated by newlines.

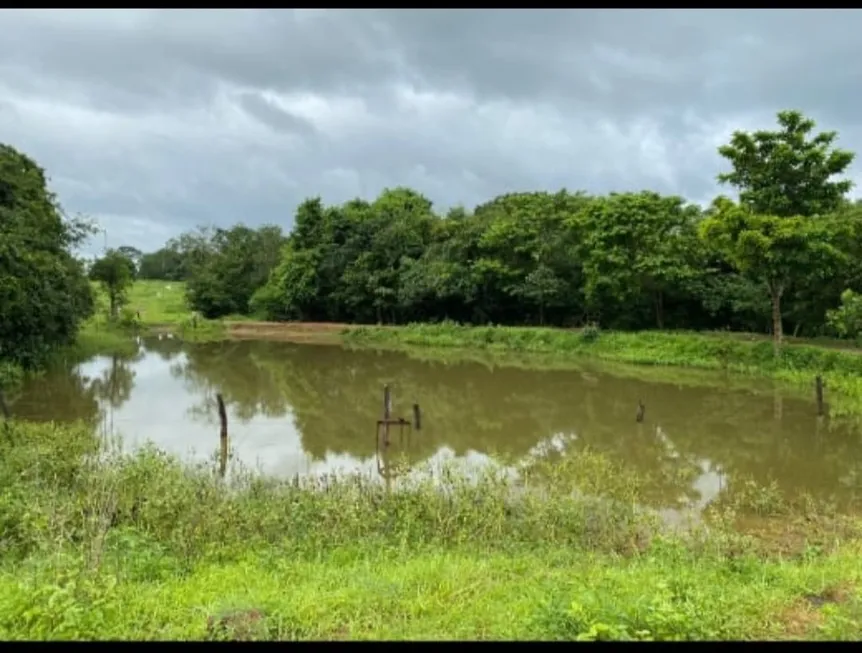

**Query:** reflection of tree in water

left=8, top=368, right=101, bottom=424
left=90, top=353, right=138, bottom=409
left=9, top=345, right=144, bottom=425
left=165, top=340, right=862, bottom=508
left=141, top=334, right=186, bottom=361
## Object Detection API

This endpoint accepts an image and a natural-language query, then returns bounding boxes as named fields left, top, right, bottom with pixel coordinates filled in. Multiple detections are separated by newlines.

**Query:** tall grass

left=1, top=419, right=861, bottom=640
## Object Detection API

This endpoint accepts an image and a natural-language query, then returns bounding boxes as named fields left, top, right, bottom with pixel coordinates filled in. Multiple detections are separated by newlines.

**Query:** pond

left=9, top=336, right=862, bottom=513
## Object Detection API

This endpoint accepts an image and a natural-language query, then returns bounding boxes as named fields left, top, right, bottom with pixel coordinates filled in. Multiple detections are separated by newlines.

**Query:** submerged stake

left=636, top=400, right=645, bottom=423
left=412, top=403, right=422, bottom=431
left=815, top=375, right=825, bottom=417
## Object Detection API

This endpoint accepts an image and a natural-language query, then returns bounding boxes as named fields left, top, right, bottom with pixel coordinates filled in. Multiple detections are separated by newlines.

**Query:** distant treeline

left=6, top=109, right=862, bottom=373
left=136, top=111, right=862, bottom=342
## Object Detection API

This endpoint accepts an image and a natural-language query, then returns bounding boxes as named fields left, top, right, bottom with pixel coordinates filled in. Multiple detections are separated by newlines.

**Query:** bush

left=827, top=289, right=862, bottom=339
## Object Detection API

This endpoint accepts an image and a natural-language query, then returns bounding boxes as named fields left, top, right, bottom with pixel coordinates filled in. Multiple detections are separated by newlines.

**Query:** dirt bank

left=225, top=321, right=356, bottom=343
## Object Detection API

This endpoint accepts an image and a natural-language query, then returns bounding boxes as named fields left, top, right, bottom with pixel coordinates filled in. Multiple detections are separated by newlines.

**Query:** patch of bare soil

left=777, top=582, right=854, bottom=640
left=226, top=321, right=355, bottom=343
left=777, top=601, right=825, bottom=640
left=206, top=608, right=267, bottom=641
left=733, top=514, right=862, bottom=558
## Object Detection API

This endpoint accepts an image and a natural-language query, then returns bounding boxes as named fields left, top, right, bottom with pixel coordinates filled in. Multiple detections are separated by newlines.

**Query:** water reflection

left=8, top=336, right=862, bottom=512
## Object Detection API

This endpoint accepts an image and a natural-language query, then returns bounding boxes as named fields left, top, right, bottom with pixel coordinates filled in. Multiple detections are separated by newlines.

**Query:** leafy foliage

left=7, top=109, right=862, bottom=369
left=0, top=143, right=94, bottom=368
left=827, top=290, right=862, bottom=339
left=701, top=198, right=846, bottom=347
left=717, top=109, right=855, bottom=218
left=90, top=249, right=137, bottom=319
left=184, top=225, right=286, bottom=319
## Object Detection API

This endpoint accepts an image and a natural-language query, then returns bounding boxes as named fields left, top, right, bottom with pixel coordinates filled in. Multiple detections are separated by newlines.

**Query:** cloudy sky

left=2, top=9, right=862, bottom=254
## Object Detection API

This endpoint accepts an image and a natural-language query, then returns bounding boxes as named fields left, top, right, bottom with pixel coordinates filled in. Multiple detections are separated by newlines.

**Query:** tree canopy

left=125, top=110, right=862, bottom=349
left=0, top=144, right=94, bottom=369
left=5, top=109, right=862, bottom=367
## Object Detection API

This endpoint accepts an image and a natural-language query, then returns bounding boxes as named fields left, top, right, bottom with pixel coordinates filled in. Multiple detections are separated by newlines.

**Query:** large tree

left=717, top=109, right=854, bottom=218
left=0, top=144, right=95, bottom=369
left=712, top=110, right=855, bottom=347
left=575, top=192, right=702, bottom=329
left=700, top=198, right=845, bottom=351
left=185, top=224, right=286, bottom=318
left=90, top=249, right=137, bottom=319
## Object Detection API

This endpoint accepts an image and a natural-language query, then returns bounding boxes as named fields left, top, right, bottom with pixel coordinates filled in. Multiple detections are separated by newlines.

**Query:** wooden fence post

left=216, top=393, right=228, bottom=478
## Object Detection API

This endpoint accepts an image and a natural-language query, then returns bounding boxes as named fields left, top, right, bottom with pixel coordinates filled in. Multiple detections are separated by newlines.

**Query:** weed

left=0, top=419, right=860, bottom=639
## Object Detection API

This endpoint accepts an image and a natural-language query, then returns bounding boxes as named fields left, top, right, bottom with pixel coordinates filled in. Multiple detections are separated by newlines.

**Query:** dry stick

left=216, top=393, right=228, bottom=478
left=815, top=375, right=825, bottom=417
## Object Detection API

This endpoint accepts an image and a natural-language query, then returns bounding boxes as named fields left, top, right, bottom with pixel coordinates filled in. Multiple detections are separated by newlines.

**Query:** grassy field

left=1, top=420, right=861, bottom=641
left=83, top=280, right=226, bottom=342
left=89, top=279, right=193, bottom=326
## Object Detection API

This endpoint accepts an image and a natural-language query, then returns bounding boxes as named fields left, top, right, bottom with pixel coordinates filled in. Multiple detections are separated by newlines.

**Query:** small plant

left=0, top=361, right=23, bottom=391
left=827, top=289, right=862, bottom=339
left=580, top=322, right=601, bottom=344
left=117, top=308, right=140, bottom=329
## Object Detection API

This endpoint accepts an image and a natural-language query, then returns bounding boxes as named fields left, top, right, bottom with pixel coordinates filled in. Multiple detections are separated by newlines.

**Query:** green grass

left=118, top=279, right=191, bottom=325
left=343, top=322, right=862, bottom=417
left=84, top=280, right=225, bottom=342
left=1, top=419, right=861, bottom=640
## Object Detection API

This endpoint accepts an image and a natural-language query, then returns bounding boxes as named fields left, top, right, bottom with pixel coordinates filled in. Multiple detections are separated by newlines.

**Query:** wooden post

left=815, top=375, right=825, bottom=417
left=382, top=385, right=392, bottom=447
left=0, top=388, right=9, bottom=421
left=216, top=393, right=228, bottom=478
left=412, top=403, right=422, bottom=431
left=636, top=400, right=645, bottom=423
left=0, top=387, right=10, bottom=439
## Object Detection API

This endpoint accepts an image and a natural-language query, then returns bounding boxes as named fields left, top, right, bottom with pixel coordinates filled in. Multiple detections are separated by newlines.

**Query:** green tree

left=827, top=289, right=862, bottom=339
left=576, top=192, right=702, bottom=328
left=138, top=245, right=189, bottom=280
left=250, top=245, right=320, bottom=320
left=717, top=109, right=854, bottom=218
left=0, top=143, right=95, bottom=368
left=186, top=224, right=285, bottom=318
left=89, top=249, right=137, bottom=318
left=473, top=191, right=588, bottom=326
left=700, top=198, right=845, bottom=350
left=712, top=110, right=855, bottom=345
left=117, top=245, right=143, bottom=273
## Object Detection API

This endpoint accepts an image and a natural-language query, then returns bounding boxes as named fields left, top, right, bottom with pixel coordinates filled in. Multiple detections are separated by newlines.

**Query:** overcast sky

left=3, top=9, right=862, bottom=255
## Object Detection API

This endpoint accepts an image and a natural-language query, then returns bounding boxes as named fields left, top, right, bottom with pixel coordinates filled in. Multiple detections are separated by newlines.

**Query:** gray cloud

left=2, top=9, right=862, bottom=253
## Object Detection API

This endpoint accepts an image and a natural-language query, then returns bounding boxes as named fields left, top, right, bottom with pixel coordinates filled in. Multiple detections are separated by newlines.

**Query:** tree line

left=134, top=110, right=862, bottom=345
left=5, top=109, right=862, bottom=372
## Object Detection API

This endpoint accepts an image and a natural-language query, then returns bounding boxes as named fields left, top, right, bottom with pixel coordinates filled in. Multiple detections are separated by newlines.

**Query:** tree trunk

left=769, top=282, right=784, bottom=355
left=654, top=291, right=664, bottom=329
left=538, top=303, right=545, bottom=326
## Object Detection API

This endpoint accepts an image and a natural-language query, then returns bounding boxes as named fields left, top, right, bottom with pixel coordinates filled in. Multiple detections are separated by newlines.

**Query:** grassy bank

left=1, top=419, right=861, bottom=640
left=344, top=323, right=862, bottom=417
left=84, top=280, right=226, bottom=342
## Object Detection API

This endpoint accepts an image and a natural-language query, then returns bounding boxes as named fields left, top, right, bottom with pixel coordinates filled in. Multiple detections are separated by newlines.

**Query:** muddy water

left=9, top=336, right=862, bottom=512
